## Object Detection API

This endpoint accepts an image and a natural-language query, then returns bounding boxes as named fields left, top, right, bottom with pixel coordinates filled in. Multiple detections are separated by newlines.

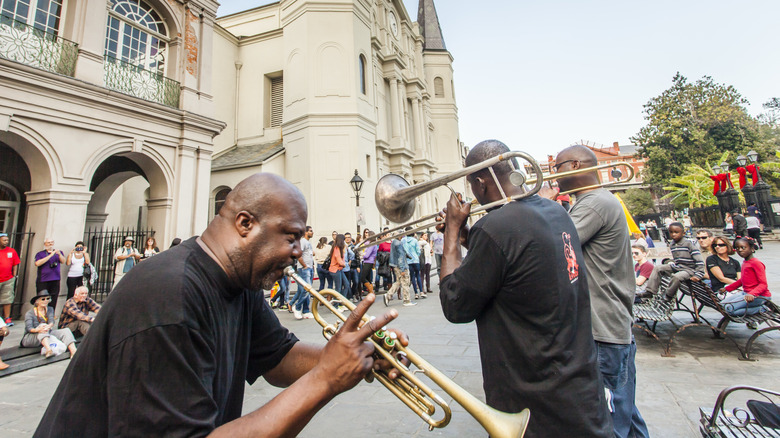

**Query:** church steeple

left=417, top=0, right=446, bottom=51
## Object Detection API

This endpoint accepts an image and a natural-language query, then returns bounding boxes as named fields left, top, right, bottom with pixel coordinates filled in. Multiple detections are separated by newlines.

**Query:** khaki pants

left=388, top=267, right=411, bottom=303
left=65, top=320, right=91, bottom=336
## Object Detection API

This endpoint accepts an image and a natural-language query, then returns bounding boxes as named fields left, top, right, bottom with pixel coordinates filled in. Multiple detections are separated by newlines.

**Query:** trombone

left=284, top=266, right=530, bottom=437
left=358, top=160, right=634, bottom=249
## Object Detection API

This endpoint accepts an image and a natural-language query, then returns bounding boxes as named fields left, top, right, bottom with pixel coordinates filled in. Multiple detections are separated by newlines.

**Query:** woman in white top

left=142, top=236, right=160, bottom=259
left=66, top=241, right=90, bottom=300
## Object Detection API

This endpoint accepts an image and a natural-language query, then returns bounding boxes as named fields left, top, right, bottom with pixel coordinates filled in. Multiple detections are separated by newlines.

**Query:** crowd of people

left=268, top=225, right=445, bottom=316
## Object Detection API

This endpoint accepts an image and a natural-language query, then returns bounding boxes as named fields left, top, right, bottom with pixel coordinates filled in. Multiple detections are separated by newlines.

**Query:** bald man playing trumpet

left=438, top=140, right=612, bottom=437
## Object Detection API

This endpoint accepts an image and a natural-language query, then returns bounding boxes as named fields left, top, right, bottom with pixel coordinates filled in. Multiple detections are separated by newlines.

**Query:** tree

left=621, top=188, right=655, bottom=215
left=632, top=73, right=762, bottom=186
left=661, top=153, right=742, bottom=208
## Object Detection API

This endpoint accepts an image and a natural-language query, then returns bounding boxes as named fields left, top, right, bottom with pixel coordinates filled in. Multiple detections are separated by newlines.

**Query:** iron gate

left=83, top=228, right=155, bottom=303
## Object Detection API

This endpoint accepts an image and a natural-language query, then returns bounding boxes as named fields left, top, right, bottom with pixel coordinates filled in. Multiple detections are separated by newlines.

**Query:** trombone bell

left=375, top=173, right=417, bottom=224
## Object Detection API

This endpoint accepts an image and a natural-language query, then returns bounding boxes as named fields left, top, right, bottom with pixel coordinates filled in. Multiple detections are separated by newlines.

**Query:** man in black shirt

left=35, top=173, right=404, bottom=437
left=439, top=140, right=612, bottom=437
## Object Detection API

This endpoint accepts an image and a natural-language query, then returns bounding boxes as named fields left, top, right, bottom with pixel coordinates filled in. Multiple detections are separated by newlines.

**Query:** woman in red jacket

left=719, top=237, right=771, bottom=318
left=328, top=234, right=347, bottom=300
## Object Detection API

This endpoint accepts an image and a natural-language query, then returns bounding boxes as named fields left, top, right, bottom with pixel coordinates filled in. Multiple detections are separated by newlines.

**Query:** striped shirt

left=669, top=238, right=705, bottom=278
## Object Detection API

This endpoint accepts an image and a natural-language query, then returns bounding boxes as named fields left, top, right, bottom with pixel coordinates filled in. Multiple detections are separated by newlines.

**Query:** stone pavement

left=0, top=242, right=779, bottom=437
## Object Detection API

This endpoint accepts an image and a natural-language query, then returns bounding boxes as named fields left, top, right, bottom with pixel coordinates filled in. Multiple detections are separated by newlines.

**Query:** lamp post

left=747, top=150, right=774, bottom=230
left=719, top=161, right=741, bottom=215
left=712, top=164, right=729, bottom=221
left=349, top=169, right=364, bottom=235
left=736, top=154, right=757, bottom=207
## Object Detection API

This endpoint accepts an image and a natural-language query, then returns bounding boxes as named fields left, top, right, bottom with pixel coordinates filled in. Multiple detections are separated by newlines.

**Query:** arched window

left=434, top=77, right=444, bottom=98
left=1, top=0, right=64, bottom=34
left=358, top=54, right=367, bottom=95
left=214, top=188, right=231, bottom=216
left=104, top=0, right=168, bottom=73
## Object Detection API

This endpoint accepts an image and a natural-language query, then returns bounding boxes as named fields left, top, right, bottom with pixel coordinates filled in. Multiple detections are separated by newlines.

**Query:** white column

left=22, top=189, right=92, bottom=313
left=69, top=0, right=109, bottom=85
left=389, top=77, right=401, bottom=138
left=397, top=80, right=407, bottom=141
left=411, top=97, right=423, bottom=157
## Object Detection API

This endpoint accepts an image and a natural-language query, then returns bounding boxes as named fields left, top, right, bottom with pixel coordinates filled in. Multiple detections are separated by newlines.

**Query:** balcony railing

left=103, top=55, right=180, bottom=108
left=0, top=15, right=78, bottom=76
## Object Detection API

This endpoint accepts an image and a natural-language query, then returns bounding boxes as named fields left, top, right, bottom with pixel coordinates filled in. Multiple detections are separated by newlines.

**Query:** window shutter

left=270, top=77, right=283, bottom=127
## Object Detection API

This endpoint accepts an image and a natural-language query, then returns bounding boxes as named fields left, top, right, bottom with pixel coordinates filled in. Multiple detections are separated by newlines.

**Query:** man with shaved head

left=439, top=140, right=612, bottom=437
left=548, top=145, right=649, bottom=438
left=36, top=173, right=405, bottom=437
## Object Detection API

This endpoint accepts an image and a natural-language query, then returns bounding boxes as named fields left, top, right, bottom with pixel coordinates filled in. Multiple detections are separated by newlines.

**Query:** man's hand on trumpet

left=312, top=294, right=410, bottom=394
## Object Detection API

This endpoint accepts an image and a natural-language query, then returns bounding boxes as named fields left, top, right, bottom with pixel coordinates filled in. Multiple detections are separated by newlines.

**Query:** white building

left=209, top=0, right=463, bottom=236
left=0, top=0, right=224, bottom=310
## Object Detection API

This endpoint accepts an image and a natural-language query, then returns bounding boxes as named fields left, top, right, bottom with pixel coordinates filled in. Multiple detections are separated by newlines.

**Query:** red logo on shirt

left=562, top=232, right=579, bottom=282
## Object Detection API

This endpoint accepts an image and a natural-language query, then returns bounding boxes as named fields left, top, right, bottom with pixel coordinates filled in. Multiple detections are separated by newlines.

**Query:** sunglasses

left=553, top=159, right=578, bottom=171
left=696, top=236, right=709, bottom=240
left=631, top=252, right=642, bottom=255
left=39, top=297, right=51, bottom=301
left=712, top=243, right=727, bottom=248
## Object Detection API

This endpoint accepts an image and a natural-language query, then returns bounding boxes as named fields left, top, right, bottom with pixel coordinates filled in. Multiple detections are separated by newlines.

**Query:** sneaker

left=403, top=301, right=417, bottom=307
left=747, top=322, right=759, bottom=330
left=293, top=308, right=303, bottom=320
left=383, top=293, right=390, bottom=307
left=415, top=294, right=420, bottom=299
left=4, top=317, right=13, bottom=327
left=303, top=312, right=314, bottom=319
left=420, top=293, right=427, bottom=299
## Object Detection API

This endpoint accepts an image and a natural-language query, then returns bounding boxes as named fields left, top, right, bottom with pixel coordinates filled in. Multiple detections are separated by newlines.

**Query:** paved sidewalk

left=0, top=241, right=778, bottom=437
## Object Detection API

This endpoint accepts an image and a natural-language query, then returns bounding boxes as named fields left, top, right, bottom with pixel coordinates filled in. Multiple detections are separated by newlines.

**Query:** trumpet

left=358, top=160, right=634, bottom=249
left=283, top=266, right=529, bottom=438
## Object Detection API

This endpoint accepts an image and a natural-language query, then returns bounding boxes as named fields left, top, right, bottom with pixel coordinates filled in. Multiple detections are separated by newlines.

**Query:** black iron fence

left=8, top=230, right=35, bottom=319
left=83, top=228, right=155, bottom=303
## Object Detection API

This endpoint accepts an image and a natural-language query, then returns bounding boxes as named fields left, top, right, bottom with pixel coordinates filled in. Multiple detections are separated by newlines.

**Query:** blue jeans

left=597, top=339, right=649, bottom=438
left=317, top=264, right=332, bottom=291
left=332, top=269, right=345, bottom=298
left=290, top=267, right=312, bottom=313
left=408, top=262, right=422, bottom=294
left=270, top=276, right=289, bottom=306
left=346, top=269, right=360, bottom=298
left=721, top=292, right=769, bottom=316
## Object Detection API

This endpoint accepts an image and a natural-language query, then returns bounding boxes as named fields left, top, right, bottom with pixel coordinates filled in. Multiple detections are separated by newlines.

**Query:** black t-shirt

left=34, top=237, right=298, bottom=437
left=439, top=196, right=612, bottom=438
left=706, top=254, right=741, bottom=291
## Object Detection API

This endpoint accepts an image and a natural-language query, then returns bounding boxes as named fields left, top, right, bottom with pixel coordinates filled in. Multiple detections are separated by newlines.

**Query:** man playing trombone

left=438, top=140, right=612, bottom=437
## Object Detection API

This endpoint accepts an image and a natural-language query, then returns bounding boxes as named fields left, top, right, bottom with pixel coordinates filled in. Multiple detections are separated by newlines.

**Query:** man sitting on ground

left=58, top=286, right=100, bottom=336
left=643, top=222, right=705, bottom=301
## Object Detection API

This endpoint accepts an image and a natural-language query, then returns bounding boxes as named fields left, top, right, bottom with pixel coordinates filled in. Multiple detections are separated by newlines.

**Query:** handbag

left=321, top=255, right=332, bottom=271
left=83, top=263, right=92, bottom=279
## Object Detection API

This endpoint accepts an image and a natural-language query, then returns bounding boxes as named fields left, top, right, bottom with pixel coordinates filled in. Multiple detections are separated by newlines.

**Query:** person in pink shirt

left=720, top=236, right=770, bottom=318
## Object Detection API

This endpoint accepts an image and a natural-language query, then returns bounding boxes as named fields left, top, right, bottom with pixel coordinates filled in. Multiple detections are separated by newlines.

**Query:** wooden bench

left=681, top=280, right=780, bottom=361
left=700, top=385, right=780, bottom=437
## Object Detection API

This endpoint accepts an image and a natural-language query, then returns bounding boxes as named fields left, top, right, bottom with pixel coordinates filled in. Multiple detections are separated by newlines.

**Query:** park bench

left=679, top=280, right=780, bottom=361
left=700, top=385, right=780, bottom=437
left=633, top=272, right=780, bottom=359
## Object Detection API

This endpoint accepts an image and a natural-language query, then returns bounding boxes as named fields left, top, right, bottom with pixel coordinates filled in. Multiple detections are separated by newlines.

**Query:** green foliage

left=632, top=73, right=763, bottom=186
left=661, top=152, right=743, bottom=208
left=621, top=188, right=656, bottom=215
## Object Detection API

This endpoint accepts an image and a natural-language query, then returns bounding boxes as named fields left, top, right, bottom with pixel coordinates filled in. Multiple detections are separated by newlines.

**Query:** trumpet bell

left=375, top=173, right=417, bottom=223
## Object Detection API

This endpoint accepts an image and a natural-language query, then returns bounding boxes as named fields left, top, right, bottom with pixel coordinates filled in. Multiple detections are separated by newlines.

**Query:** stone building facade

left=0, top=0, right=224, bottom=311
left=209, top=0, right=463, bottom=235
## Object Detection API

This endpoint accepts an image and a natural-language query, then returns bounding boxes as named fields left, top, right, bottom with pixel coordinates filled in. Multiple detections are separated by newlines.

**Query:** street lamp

left=712, top=165, right=722, bottom=175
left=736, top=154, right=756, bottom=207
left=349, top=169, right=364, bottom=235
left=746, top=151, right=774, bottom=230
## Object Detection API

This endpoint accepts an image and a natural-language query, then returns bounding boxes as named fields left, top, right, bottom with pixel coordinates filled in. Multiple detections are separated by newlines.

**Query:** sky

left=216, top=0, right=780, bottom=159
